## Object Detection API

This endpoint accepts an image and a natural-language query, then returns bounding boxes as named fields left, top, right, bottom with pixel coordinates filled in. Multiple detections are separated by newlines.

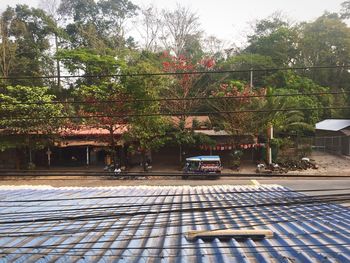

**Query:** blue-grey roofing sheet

left=316, top=119, right=350, bottom=131
left=0, top=184, right=349, bottom=262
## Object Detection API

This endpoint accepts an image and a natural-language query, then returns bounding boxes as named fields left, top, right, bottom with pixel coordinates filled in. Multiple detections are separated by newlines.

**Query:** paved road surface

left=1, top=175, right=349, bottom=195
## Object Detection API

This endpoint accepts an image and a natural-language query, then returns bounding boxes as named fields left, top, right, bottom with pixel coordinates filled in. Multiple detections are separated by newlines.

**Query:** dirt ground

left=0, top=152, right=348, bottom=187
left=149, top=152, right=350, bottom=175
left=289, top=152, right=350, bottom=175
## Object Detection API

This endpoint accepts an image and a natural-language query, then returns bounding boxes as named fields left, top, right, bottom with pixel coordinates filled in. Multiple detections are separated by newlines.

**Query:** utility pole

left=250, top=53, right=253, bottom=88
left=267, top=123, right=273, bottom=165
left=250, top=68, right=253, bottom=88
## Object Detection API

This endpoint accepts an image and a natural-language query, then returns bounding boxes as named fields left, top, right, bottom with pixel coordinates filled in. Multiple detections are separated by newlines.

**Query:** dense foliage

left=1, top=0, right=350, bottom=166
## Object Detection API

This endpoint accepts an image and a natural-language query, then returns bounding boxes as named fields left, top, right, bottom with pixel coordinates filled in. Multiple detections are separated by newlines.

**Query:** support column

left=267, top=124, right=273, bottom=165
left=46, top=147, right=52, bottom=168
left=86, top=146, right=90, bottom=166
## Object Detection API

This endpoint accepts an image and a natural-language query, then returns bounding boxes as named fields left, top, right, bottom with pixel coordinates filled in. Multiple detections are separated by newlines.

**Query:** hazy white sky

left=0, top=0, right=346, bottom=45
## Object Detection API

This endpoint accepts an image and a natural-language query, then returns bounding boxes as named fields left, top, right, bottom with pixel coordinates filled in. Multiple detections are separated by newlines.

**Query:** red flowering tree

left=210, top=80, right=266, bottom=135
left=73, top=82, right=132, bottom=166
left=161, top=52, right=215, bottom=163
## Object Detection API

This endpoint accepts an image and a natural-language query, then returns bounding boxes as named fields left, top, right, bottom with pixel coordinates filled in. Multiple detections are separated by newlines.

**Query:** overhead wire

left=1, top=245, right=349, bottom=259
left=0, top=203, right=348, bottom=239
left=1, top=64, right=349, bottom=80
left=0, top=243, right=349, bottom=259
left=1, top=171, right=349, bottom=178
left=0, top=198, right=347, bottom=228
left=0, top=191, right=348, bottom=217
left=0, top=36, right=349, bottom=262
left=1, top=186, right=348, bottom=234
left=0, top=189, right=349, bottom=257
left=1, top=242, right=350, bottom=252
left=1, top=90, right=349, bottom=106
left=1, top=106, right=350, bottom=120
left=0, top=204, right=348, bottom=237
left=0, top=192, right=349, bottom=225
left=1, top=186, right=350, bottom=203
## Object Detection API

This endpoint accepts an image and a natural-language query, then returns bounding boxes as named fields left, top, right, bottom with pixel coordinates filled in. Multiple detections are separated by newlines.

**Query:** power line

left=0, top=188, right=348, bottom=260
left=1, top=106, right=349, bottom=120
left=0, top=190, right=346, bottom=223
left=1, top=191, right=347, bottom=216
left=0, top=65, right=349, bottom=80
left=1, top=90, right=349, bottom=106
left=0, top=191, right=348, bottom=245
left=1, top=171, right=349, bottom=180
left=1, top=243, right=349, bottom=259
left=0, top=200, right=347, bottom=236
left=1, top=187, right=348, bottom=203
left=1, top=204, right=347, bottom=252
left=0, top=202, right=348, bottom=242
left=0, top=193, right=349, bottom=225
left=1, top=242, right=349, bottom=252
left=0, top=203, right=346, bottom=235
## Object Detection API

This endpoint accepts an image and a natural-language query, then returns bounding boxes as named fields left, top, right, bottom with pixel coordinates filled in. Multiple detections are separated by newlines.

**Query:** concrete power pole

left=267, top=124, right=273, bottom=165
left=250, top=68, right=253, bottom=88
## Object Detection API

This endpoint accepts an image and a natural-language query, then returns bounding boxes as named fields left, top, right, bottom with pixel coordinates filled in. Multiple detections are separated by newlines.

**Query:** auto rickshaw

left=183, top=156, right=222, bottom=179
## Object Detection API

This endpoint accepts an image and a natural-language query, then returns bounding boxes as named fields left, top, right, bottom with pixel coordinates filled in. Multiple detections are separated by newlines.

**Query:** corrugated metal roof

left=54, top=140, right=110, bottom=147
left=316, top=119, right=350, bottom=131
left=194, top=130, right=230, bottom=136
left=59, top=125, right=128, bottom=136
left=0, top=185, right=349, bottom=262
left=171, top=116, right=211, bottom=129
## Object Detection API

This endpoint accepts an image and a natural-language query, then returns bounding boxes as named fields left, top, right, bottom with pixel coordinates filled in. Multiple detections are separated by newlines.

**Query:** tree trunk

left=179, top=144, right=182, bottom=164
left=29, top=147, right=32, bottom=163
left=15, top=148, right=21, bottom=170
left=109, top=127, right=117, bottom=168
left=141, top=150, right=147, bottom=171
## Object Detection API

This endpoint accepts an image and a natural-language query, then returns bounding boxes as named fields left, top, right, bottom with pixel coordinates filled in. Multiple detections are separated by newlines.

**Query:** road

left=1, top=175, right=349, bottom=196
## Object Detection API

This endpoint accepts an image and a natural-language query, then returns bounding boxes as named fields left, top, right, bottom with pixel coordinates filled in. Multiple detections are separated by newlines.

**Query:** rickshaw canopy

left=186, top=156, right=221, bottom=162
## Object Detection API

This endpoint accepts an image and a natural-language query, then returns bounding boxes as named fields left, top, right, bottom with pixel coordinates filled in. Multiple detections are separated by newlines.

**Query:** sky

left=0, top=0, right=346, bottom=45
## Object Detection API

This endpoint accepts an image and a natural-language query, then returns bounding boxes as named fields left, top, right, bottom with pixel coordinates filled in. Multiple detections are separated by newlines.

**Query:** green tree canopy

left=122, top=53, right=171, bottom=165
left=245, top=15, right=300, bottom=67
left=0, top=86, right=65, bottom=154
left=58, top=0, right=138, bottom=49
left=0, top=5, right=58, bottom=86
left=298, top=14, right=350, bottom=91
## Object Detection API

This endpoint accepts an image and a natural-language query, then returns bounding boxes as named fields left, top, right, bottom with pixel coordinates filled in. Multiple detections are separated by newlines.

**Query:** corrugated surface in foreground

left=0, top=184, right=349, bottom=262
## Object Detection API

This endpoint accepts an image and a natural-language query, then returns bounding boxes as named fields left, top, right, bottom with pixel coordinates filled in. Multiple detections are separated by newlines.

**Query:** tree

left=202, top=35, right=228, bottom=60
left=161, top=52, right=215, bottom=163
left=133, top=5, right=161, bottom=52
left=0, top=5, right=58, bottom=87
left=58, top=0, right=138, bottom=49
left=121, top=53, right=170, bottom=170
left=262, top=71, right=332, bottom=132
left=209, top=81, right=264, bottom=136
left=0, top=86, right=64, bottom=167
left=340, top=1, right=350, bottom=19
left=56, top=48, right=122, bottom=86
left=73, top=82, right=131, bottom=166
left=160, top=5, right=202, bottom=57
left=298, top=14, right=350, bottom=89
left=125, top=116, right=170, bottom=170
left=218, top=53, right=276, bottom=87
left=39, top=0, right=61, bottom=21
left=245, top=14, right=300, bottom=67
left=0, top=8, right=17, bottom=81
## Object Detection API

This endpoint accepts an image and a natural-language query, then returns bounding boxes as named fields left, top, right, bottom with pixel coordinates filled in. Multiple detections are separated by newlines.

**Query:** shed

left=315, top=119, right=350, bottom=156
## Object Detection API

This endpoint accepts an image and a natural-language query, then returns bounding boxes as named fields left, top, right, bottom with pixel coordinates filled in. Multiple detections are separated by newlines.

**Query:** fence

left=313, top=135, right=350, bottom=156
